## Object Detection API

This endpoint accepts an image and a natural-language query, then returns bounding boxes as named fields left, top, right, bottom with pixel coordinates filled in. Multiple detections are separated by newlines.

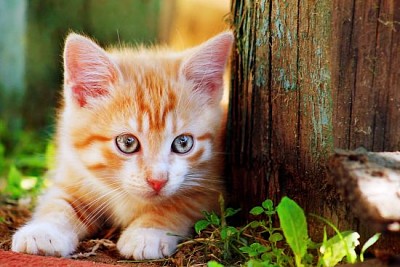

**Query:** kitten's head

left=60, top=32, right=233, bottom=200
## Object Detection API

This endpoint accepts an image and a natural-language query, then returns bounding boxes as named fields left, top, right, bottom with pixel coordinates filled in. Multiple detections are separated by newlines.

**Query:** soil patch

left=0, top=198, right=197, bottom=266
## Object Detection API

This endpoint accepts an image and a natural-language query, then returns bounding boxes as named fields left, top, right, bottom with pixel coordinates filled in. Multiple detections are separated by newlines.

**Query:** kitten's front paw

left=12, top=222, right=78, bottom=257
left=117, top=227, right=179, bottom=259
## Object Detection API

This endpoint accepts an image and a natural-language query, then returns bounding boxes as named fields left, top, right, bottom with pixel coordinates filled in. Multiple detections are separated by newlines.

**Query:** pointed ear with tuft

left=63, top=33, right=119, bottom=107
left=181, top=32, right=234, bottom=104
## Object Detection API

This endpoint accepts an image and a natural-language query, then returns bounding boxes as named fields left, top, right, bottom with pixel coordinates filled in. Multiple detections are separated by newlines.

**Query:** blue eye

left=116, top=134, right=140, bottom=154
left=171, top=135, right=194, bottom=154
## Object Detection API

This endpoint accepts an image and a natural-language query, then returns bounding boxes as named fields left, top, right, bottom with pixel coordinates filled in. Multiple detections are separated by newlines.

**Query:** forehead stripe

left=74, top=134, right=111, bottom=149
left=197, top=133, right=213, bottom=141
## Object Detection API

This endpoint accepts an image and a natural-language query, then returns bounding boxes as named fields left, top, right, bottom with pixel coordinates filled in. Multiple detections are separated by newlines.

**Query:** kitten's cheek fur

left=11, top=222, right=78, bottom=257
left=117, top=227, right=178, bottom=259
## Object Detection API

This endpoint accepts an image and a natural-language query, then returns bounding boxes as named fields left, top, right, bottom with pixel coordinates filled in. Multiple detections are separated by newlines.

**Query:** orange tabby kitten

left=11, top=32, right=233, bottom=259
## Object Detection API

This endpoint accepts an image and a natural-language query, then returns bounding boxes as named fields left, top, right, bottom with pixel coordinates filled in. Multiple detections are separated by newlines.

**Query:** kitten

left=11, top=31, right=233, bottom=259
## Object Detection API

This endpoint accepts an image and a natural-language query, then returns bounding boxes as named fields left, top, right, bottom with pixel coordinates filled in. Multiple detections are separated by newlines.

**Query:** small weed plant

left=192, top=196, right=380, bottom=267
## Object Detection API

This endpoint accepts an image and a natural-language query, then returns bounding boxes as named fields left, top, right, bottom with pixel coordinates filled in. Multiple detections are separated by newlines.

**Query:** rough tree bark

left=329, top=149, right=400, bottom=231
left=228, top=0, right=400, bottom=253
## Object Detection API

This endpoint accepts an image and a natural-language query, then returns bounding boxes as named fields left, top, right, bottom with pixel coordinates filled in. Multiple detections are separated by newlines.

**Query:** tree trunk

left=228, top=0, right=400, bottom=253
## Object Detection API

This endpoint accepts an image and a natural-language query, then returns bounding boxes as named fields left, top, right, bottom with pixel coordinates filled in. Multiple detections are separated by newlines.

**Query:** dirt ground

left=0, top=197, right=207, bottom=266
left=1, top=197, right=396, bottom=267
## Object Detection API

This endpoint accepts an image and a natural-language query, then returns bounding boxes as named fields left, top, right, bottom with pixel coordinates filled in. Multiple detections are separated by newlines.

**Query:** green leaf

left=261, top=251, right=273, bottom=262
left=0, top=142, right=5, bottom=174
left=208, top=261, right=224, bottom=267
left=269, top=232, right=283, bottom=243
left=261, top=251, right=276, bottom=263
left=276, top=197, right=308, bottom=267
left=251, top=243, right=268, bottom=254
left=250, top=220, right=261, bottom=228
left=4, top=165, right=24, bottom=199
left=16, top=155, right=46, bottom=169
left=360, top=233, right=381, bottom=262
left=240, top=243, right=268, bottom=257
left=319, top=231, right=360, bottom=267
left=246, top=259, right=275, bottom=267
left=240, top=245, right=254, bottom=254
left=262, top=199, right=274, bottom=211
left=250, top=206, right=264, bottom=216
left=8, top=165, right=23, bottom=185
left=195, top=219, right=210, bottom=234
left=220, top=226, right=239, bottom=240
left=225, top=207, right=241, bottom=218
left=45, top=141, right=56, bottom=170
left=312, top=214, right=360, bottom=264
left=210, top=213, right=220, bottom=225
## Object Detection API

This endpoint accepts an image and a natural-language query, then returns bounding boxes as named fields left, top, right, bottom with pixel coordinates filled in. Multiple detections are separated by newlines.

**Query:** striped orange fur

left=12, top=32, right=233, bottom=260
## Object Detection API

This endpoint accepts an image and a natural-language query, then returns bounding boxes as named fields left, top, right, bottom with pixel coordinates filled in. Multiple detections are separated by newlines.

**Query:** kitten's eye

left=172, top=134, right=194, bottom=154
left=116, top=134, right=140, bottom=154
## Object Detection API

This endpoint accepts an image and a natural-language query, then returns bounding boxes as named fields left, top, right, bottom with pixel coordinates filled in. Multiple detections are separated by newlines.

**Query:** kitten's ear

left=181, top=32, right=233, bottom=104
left=63, top=33, right=119, bottom=107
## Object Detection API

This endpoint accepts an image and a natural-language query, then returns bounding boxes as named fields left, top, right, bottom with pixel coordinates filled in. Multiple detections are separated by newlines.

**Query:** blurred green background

left=0, top=0, right=230, bottom=199
left=1, top=0, right=162, bottom=132
left=0, top=0, right=164, bottom=198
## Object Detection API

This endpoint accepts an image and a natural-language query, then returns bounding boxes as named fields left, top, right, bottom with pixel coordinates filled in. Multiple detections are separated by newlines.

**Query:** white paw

left=12, top=222, right=78, bottom=257
left=117, top=227, right=179, bottom=259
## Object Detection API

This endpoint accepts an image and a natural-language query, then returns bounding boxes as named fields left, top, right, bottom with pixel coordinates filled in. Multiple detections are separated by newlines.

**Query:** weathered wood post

left=228, top=0, right=400, bottom=253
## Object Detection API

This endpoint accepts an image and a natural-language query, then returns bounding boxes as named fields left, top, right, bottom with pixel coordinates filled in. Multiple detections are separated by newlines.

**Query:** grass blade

left=360, top=233, right=381, bottom=262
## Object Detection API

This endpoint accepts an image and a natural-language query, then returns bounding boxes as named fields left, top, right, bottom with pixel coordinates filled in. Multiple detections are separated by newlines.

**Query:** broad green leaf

left=208, top=261, right=224, bottom=267
left=319, top=231, right=360, bottom=267
left=276, top=197, right=308, bottom=267
left=360, top=233, right=381, bottom=262
left=250, top=206, right=264, bottom=216
left=195, top=219, right=210, bottom=234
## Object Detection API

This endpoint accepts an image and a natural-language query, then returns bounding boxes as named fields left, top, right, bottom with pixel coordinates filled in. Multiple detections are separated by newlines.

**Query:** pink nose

left=146, top=178, right=167, bottom=192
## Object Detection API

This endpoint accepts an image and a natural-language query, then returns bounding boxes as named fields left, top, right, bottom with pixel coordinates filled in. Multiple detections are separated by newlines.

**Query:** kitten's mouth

left=145, top=190, right=165, bottom=199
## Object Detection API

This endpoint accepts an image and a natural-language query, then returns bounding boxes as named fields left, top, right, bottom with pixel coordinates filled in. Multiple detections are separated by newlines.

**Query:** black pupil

left=178, top=136, right=188, bottom=147
left=125, top=136, right=135, bottom=147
